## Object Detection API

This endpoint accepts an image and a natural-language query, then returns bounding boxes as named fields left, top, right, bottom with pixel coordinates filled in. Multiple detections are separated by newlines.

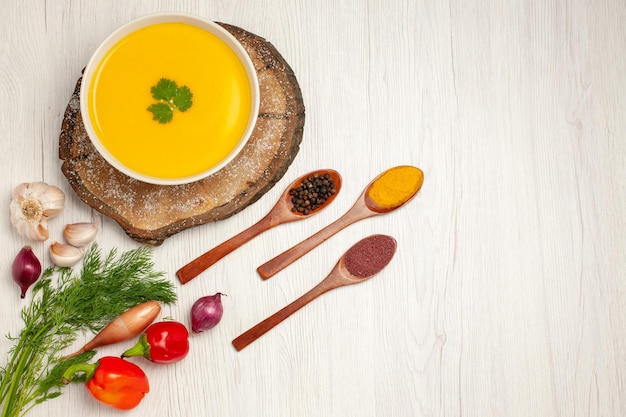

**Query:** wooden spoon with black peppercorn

left=176, top=169, right=342, bottom=284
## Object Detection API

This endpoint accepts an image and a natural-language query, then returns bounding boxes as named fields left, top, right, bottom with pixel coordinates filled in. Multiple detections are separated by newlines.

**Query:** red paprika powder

left=344, top=234, right=396, bottom=277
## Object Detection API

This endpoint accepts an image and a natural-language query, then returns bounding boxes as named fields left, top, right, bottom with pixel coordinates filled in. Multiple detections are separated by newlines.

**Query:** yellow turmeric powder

left=367, top=165, right=424, bottom=209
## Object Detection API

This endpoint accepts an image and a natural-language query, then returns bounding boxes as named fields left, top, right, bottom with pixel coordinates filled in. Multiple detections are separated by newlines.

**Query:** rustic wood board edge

left=59, top=24, right=305, bottom=246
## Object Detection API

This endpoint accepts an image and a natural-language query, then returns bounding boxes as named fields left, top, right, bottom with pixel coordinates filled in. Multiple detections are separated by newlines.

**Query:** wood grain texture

left=1, top=1, right=625, bottom=417
left=59, top=23, right=305, bottom=245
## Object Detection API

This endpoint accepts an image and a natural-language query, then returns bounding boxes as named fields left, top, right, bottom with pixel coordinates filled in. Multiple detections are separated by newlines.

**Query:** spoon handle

left=256, top=205, right=373, bottom=279
left=232, top=277, right=337, bottom=351
left=177, top=216, right=273, bottom=284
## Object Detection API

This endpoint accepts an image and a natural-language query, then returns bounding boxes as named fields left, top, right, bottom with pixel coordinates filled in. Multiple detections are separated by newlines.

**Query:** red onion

left=12, top=245, right=42, bottom=298
left=191, top=293, right=224, bottom=333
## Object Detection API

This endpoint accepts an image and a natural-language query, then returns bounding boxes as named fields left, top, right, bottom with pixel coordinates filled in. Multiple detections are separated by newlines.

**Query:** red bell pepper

left=62, top=356, right=149, bottom=410
left=122, top=320, right=190, bottom=364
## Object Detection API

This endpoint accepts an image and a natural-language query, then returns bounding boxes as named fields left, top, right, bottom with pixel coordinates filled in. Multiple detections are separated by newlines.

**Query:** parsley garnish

left=147, top=78, right=193, bottom=124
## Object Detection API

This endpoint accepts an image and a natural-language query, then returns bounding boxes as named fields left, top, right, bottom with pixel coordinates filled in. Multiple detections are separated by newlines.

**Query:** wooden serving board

left=59, top=23, right=305, bottom=246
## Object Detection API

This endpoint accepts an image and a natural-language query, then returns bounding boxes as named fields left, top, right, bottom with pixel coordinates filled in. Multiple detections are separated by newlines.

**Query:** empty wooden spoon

left=232, top=234, right=397, bottom=351
left=257, top=165, right=423, bottom=280
left=176, top=169, right=342, bottom=284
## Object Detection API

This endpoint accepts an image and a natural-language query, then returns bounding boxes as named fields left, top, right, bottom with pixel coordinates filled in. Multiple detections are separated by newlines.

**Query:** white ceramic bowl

left=80, top=12, right=259, bottom=185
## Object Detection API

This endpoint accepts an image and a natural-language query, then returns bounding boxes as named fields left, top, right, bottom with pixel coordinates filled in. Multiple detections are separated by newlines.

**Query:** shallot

left=12, top=245, right=42, bottom=298
left=63, top=300, right=161, bottom=359
left=191, top=293, right=225, bottom=333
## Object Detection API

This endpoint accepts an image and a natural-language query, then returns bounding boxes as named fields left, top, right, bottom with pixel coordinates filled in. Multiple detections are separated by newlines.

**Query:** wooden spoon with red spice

left=176, top=169, right=342, bottom=284
left=232, top=234, right=396, bottom=351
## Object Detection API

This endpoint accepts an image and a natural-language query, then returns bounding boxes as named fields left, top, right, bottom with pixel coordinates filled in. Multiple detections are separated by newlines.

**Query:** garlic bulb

left=10, top=182, right=65, bottom=241
left=63, top=222, right=98, bottom=247
left=50, top=242, right=84, bottom=267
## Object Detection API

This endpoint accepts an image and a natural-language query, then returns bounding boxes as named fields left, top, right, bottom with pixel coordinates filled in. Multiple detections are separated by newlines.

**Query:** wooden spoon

left=233, top=234, right=397, bottom=351
left=176, top=169, right=342, bottom=284
left=256, top=166, right=423, bottom=280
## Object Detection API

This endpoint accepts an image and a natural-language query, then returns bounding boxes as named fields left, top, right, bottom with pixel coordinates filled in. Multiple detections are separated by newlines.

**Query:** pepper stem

left=62, top=361, right=99, bottom=384
left=121, top=334, right=150, bottom=360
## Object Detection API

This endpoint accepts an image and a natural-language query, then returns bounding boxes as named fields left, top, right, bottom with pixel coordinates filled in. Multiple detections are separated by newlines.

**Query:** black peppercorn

left=289, top=173, right=336, bottom=214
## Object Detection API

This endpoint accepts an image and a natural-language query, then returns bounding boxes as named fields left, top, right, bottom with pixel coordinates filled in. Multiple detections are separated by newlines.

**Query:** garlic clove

left=63, top=222, right=98, bottom=247
left=25, top=220, right=50, bottom=242
left=38, top=184, right=65, bottom=218
left=26, top=182, right=50, bottom=196
left=12, top=215, right=49, bottom=241
left=9, top=200, right=25, bottom=227
left=11, top=183, right=30, bottom=202
left=50, top=242, right=84, bottom=267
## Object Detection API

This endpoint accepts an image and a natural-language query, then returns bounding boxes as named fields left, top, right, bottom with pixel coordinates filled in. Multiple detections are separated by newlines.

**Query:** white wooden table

left=1, top=1, right=625, bottom=416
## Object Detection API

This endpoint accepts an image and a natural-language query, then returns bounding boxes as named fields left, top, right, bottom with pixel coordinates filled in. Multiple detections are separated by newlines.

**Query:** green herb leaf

left=147, top=102, right=174, bottom=124
left=147, top=78, right=193, bottom=123
left=150, top=78, right=178, bottom=101
left=174, top=85, right=193, bottom=112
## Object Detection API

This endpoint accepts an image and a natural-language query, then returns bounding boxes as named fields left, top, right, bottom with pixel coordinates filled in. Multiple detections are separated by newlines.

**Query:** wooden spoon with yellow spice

left=256, top=165, right=423, bottom=280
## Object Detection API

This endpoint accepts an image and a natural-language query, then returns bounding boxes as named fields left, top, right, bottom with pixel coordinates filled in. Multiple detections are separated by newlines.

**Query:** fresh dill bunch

left=56, top=245, right=176, bottom=332
left=0, top=244, right=177, bottom=417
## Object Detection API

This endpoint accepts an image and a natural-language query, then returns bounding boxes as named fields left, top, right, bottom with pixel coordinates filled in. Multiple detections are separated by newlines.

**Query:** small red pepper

left=122, top=320, right=190, bottom=364
left=62, top=356, right=149, bottom=410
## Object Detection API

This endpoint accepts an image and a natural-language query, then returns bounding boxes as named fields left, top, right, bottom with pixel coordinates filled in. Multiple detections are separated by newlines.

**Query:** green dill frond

left=35, top=351, right=96, bottom=398
left=56, top=244, right=176, bottom=333
left=0, top=244, right=177, bottom=416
